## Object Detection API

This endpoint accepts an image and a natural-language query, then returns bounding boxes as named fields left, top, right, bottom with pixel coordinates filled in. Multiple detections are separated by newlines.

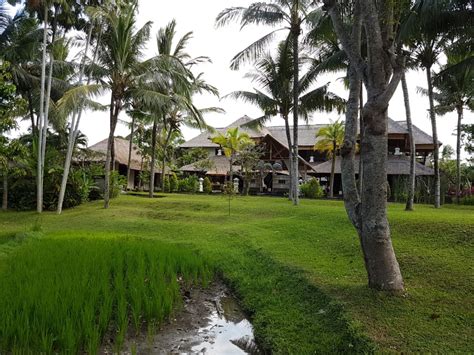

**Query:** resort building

left=179, top=115, right=439, bottom=195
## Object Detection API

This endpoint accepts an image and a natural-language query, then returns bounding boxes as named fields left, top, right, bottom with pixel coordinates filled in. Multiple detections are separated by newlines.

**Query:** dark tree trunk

left=426, top=68, right=440, bottom=208
left=160, top=128, right=173, bottom=193
left=291, top=15, right=301, bottom=206
left=283, top=116, right=293, bottom=201
left=358, top=81, right=364, bottom=194
left=28, top=91, right=36, bottom=134
left=149, top=117, right=158, bottom=198
left=329, top=142, right=336, bottom=198
left=401, top=73, right=416, bottom=211
left=2, top=170, right=7, bottom=211
left=127, top=115, right=135, bottom=191
left=456, top=105, right=463, bottom=204
left=104, top=97, right=119, bottom=209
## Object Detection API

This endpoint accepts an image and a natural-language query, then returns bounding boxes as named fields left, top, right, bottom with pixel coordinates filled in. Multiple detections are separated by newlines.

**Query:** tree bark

left=283, top=115, right=293, bottom=200
left=127, top=114, right=135, bottom=191
left=401, top=72, right=416, bottom=211
left=2, top=170, right=7, bottom=211
left=329, top=142, right=336, bottom=198
left=160, top=127, right=173, bottom=193
left=426, top=68, right=441, bottom=208
left=325, top=0, right=404, bottom=291
left=358, top=81, right=364, bottom=195
left=149, top=116, right=158, bottom=198
left=104, top=98, right=119, bottom=208
left=456, top=105, right=463, bottom=204
left=57, top=23, right=94, bottom=214
left=291, top=13, right=301, bottom=206
left=36, top=6, right=48, bottom=214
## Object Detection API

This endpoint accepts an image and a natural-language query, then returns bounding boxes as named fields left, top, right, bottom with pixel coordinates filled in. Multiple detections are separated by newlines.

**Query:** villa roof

left=180, top=155, right=241, bottom=176
left=180, top=116, right=437, bottom=149
left=313, top=155, right=435, bottom=176
left=88, top=137, right=170, bottom=173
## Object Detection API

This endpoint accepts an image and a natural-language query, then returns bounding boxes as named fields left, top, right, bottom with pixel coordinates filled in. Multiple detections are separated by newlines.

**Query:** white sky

left=10, top=0, right=474, bottom=159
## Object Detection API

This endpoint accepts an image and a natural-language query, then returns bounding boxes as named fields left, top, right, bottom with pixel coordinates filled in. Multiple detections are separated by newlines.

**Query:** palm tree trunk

left=291, top=16, right=301, bottom=206
left=456, top=105, right=463, bottom=204
left=104, top=98, right=119, bottom=208
left=358, top=81, right=363, bottom=195
left=127, top=115, right=135, bottom=191
left=27, top=91, right=36, bottom=134
left=149, top=117, right=158, bottom=198
left=36, top=6, right=48, bottom=213
left=160, top=127, right=173, bottom=192
left=401, top=72, right=416, bottom=211
left=57, top=23, right=94, bottom=214
left=283, top=116, right=293, bottom=200
left=40, top=5, right=58, bottom=211
left=329, top=143, right=336, bottom=198
left=426, top=68, right=440, bottom=208
left=2, top=169, right=7, bottom=211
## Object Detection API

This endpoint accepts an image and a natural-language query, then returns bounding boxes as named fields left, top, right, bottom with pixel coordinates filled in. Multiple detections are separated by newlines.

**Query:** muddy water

left=123, top=281, right=260, bottom=354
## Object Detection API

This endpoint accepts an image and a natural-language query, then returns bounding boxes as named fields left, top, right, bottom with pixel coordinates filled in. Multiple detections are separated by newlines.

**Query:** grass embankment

left=0, top=194, right=472, bottom=353
left=0, top=237, right=211, bottom=353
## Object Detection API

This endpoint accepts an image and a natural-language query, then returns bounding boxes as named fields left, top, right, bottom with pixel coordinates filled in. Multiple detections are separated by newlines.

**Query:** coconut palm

left=226, top=39, right=345, bottom=201
left=431, top=56, right=473, bottom=204
left=211, top=127, right=253, bottom=186
left=217, top=0, right=324, bottom=205
left=314, top=120, right=344, bottom=198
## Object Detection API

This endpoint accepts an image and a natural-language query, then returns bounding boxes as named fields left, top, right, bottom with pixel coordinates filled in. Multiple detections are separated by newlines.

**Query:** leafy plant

left=203, top=177, right=212, bottom=194
left=300, top=178, right=323, bottom=199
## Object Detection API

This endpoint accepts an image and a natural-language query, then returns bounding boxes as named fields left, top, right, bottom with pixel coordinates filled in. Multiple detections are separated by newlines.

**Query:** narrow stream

left=121, top=281, right=260, bottom=354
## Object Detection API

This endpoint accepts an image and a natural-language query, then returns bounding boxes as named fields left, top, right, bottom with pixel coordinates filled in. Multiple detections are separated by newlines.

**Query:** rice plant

left=0, top=238, right=212, bottom=354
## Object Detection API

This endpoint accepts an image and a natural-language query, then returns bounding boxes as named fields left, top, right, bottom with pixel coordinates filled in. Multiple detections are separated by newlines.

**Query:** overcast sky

left=11, top=0, right=474, bottom=158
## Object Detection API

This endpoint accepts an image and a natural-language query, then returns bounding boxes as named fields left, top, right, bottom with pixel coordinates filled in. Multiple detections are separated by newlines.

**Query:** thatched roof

left=313, top=155, right=435, bottom=176
left=179, top=115, right=270, bottom=148
left=88, top=137, right=171, bottom=173
left=181, top=116, right=438, bottom=149
left=180, top=155, right=241, bottom=176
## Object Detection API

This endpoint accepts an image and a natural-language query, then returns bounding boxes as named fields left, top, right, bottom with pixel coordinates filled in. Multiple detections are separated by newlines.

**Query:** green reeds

left=0, top=238, right=212, bottom=354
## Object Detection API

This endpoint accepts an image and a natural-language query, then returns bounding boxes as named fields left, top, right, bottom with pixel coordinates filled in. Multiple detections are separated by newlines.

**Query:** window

left=278, top=179, right=286, bottom=184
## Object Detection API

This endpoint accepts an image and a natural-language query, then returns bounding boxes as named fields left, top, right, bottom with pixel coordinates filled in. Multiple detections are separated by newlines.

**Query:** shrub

left=460, top=195, right=474, bottom=205
left=300, top=178, right=323, bottom=199
left=203, top=177, right=212, bottom=194
left=110, top=171, right=126, bottom=199
left=178, top=176, right=199, bottom=193
left=170, top=173, right=178, bottom=192
left=163, top=176, right=170, bottom=193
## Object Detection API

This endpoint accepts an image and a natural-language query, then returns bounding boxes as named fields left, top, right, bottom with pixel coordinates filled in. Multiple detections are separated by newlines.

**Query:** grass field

left=0, top=194, right=473, bottom=353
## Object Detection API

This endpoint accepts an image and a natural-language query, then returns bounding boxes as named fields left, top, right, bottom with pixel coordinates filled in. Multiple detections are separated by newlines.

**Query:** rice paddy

left=0, top=237, right=212, bottom=354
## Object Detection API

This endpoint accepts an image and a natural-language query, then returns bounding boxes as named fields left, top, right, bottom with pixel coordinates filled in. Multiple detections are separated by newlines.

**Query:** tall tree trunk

left=36, top=7, right=48, bottom=213
left=426, top=68, right=440, bottom=208
left=358, top=81, right=363, bottom=194
left=104, top=98, right=119, bottom=209
left=127, top=115, right=135, bottom=191
left=27, top=91, right=36, bottom=134
left=57, top=23, right=94, bottom=214
left=149, top=117, right=158, bottom=198
left=325, top=0, right=404, bottom=291
left=160, top=127, right=173, bottom=192
left=283, top=115, right=293, bottom=200
left=2, top=170, right=7, bottom=211
left=401, top=72, right=416, bottom=211
left=291, top=14, right=301, bottom=205
left=329, top=143, right=336, bottom=198
left=39, top=5, right=58, bottom=212
left=456, top=105, right=463, bottom=204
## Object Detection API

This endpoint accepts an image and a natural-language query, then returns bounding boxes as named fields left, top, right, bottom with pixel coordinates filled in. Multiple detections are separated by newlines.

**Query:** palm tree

left=217, top=0, right=323, bottom=205
left=211, top=127, right=253, bottom=186
left=432, top=57, right=473, bottom=204
left=90, top=1, right=152, bottom=208
left=226, top=39, right=344, bottom=201
left=314, top=120, right=344, bottom=198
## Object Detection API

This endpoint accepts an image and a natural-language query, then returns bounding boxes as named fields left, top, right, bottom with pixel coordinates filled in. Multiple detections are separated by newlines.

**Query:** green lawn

left=0, top=194, right=473, bottom=353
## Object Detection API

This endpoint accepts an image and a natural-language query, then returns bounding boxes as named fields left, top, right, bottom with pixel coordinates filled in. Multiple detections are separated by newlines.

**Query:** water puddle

left=122, top=280, right=260, bottom=354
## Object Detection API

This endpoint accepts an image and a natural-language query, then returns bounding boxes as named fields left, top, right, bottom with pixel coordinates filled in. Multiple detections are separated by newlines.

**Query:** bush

left=460, top=195, right=474, bottom=205
left=300, top=178, right=323, bottom=199
left=178, top=176, right=199, bottom=193
left=203, top=177, right=212, bottom=194
left=163, top=176, right=170, bottom=193
left=170, top=173, right=178, bottom=192
left=109, top=171, right=126, bottom=199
